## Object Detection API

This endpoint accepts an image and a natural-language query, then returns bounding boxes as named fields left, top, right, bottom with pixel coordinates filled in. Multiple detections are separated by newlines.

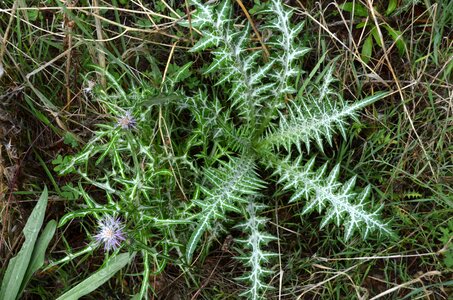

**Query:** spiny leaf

left=186, top=157, right=265, bottom=263
left=274, top=157, right=394, bottom=240
left=262, top=91, right=389, bottom=153
left=235, top=201, right=277, bottom=300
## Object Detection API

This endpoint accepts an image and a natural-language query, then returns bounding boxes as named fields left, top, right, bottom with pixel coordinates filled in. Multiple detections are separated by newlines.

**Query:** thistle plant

left=51, top=0, right=394, bottom=298
left=180, top=0, right=393, bottom=297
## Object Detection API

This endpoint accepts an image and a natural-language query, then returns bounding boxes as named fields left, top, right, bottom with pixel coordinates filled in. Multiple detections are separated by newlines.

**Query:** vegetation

left=1, top=0, right=451, bottom=299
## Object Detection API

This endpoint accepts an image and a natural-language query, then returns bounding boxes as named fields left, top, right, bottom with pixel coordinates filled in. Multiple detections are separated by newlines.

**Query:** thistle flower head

left=94, top=215, right=126, bottom=252
left=117, top=111, right=137, bottom=130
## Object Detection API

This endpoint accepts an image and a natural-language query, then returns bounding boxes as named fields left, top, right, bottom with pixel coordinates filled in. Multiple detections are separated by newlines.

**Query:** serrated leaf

left=172, top=62, right=193, bottom=83
left=190, top=34, right=218, bottom=52
left=274, top=157, right=394, bottom=240
left=263, top=90, right=389, bottom=153
left=187, top=157, right=264, bottom=263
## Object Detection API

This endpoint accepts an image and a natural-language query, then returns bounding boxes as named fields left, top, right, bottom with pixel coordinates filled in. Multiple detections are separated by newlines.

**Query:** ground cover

left=0, top=0, right=452, bottom=299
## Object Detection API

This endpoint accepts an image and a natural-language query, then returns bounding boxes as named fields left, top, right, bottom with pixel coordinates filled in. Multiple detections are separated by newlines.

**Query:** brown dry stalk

left=64, top=1, right=74, bottom=107
left=92, top=0, right=106, bottom=88
left=184, top=0, right=194, bottom=45
left=159, top=42, right=187, bottom=201
left=235, top=0, right=270, bottom=59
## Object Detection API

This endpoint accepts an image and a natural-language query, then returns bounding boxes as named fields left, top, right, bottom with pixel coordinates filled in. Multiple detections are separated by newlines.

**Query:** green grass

left=1, top=0, right=452, bottom=299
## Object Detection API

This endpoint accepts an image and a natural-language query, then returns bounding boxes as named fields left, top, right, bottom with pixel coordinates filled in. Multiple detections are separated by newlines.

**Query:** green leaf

left=361, top=35, right=373, bottom=63
left=385, top=0, right=397, bottom=16
left=262, top=86, right=389, bottom=154
left=190, top=35, right=218, bottom=52
left=63, top=132, right=79, bottom=148
left=142, top=94, right=180, bottom=107
left=58, top=208, right=116, bottom=228
left=172, top=62, right=193, bottom=83
left=445, top=56, right=453, bottom=80
left=370, top=27, right=382, bottom=47
left=186, top=221, right=208, bottom=263
left=27, top=9, right=39, bottom=21
left=274, top=157, right=394, bottom=240
left=384, top=25, right=405, bottom=56
left=136, top=18, right=154, bottom=28
left=444, top=252, right=453, bottom=268
left=20, top=220, right=57, bottom=293
left=61, top=183, right=79, bottom=200
left=0, top=188, right=48, bottom=300
left=90, top=65, right=128, bottom=101
left=356, top=21, right=368, bottom=29
left=56, top=252, right=135, bottom=300
left=186, top=157, right=265, bottom=263
left=339, top=2, right=369, bottom=17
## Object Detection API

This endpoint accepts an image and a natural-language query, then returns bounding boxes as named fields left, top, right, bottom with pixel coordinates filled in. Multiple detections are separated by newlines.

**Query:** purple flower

left=94, top=215, right=126, bottom=252
left=117, top=111, right=137, bottom=130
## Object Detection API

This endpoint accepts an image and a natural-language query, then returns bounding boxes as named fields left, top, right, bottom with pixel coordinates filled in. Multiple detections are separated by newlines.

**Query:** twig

left=64, top=1, right=74, bottom=107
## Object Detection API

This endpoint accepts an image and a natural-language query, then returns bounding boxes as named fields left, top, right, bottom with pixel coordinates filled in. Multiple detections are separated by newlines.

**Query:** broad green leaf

left=371, top=27, right=382, bottom=47
left=386, top=0, right=397, bottom=16
left=361, top=35, right=373, bottom=63
left=20, top=220, right=57, bottom=293
left=384, top=25, right=405, bottom=55
left=356, top=21, right=367, bottom=29
left=0, top=188, right=48, bottom=300
left=56, top=252, right=134, bottom=300
left=340, top=2, right=369, bottom=17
